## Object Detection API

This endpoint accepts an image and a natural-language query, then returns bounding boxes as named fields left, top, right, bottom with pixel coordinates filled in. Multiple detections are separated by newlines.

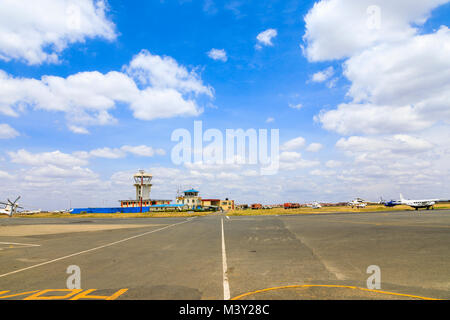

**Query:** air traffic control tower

left=134, top=170, right=152, bottom=202
left=120, top=170, right=171, bottom=208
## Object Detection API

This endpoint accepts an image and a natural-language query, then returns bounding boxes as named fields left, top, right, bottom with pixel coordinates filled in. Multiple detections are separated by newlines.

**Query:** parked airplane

left=348, top=198, right=367, bottom=208
left=399, top=194, right=440, bottom=211
left=20, top=209, right=43, bottom=215
left=380, top=197, right=401, bottom=207
left=307, top=201, right=322, bottom=209
left=0, top=196, right=23, bottom=217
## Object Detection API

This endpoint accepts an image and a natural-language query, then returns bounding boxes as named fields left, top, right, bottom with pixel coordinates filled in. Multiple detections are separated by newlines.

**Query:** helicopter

left=0, top=196, right=23, bottom=217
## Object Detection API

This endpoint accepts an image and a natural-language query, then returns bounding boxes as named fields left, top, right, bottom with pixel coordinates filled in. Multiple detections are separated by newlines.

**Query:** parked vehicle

left=251, top=203, right=263, bottom=210
left=284, top=203, right=301, bottom=209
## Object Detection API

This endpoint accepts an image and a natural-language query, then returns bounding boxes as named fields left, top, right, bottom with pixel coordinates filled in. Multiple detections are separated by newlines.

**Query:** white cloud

left=302, top=1, right=450, bottom=200
left=0, top=51, right=213, bottom=132
left=281, top=136, right=306, bottom=151
left=0, top=0, right=116, bottom=65
left=125, top=50, right=213, bottom=97
left=9, top=145, right=165, bottom=169
left=207, top=48, right=228, bottom=62
left=0, top=123, right=19, bottom=139
left=8, top=149, right=88, bottom=167
left=87, top=145, right=166, bottom=159
left=310, top=169, right=336, bottom=177
left=121, top=145, right=166, bottom=157
left=304, top=1, right=450, bottom=136
left=336, top=135, right=433, bottom=155
left=279, top=151, right=320, bottom=171
left=316, top=104, right=434, bottom=135
left=325, top=160, right=342, bottom=168
left=89, top=147, right=124, bottom=159
left=288, top=103, right=303, bottom=110
left=280, top=151, right=303, bottom=162
left=129, top=87, right=201, bottom=121
left=311, top=66, right=334, bottom=82
left=256, top=28, right=277, bottom=49
left=302, top=0, right=448, bottom=62
left=266, top=117, right=275, bottom=123
left=0, top=170, right=14, bottom=179
left=68, top=125, right=90, bottom=135
left=306, top=143, right=323, bottom=152
left=334, top=27, right=450, bottom=132
left=29, top=165, right=96, bottom=179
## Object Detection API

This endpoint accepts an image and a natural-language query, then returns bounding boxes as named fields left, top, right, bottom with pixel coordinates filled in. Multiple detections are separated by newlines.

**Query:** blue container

left=70, top=207, right=152, bottom=214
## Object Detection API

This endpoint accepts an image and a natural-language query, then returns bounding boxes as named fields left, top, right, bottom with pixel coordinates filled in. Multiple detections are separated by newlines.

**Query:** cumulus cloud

left=126, top=50, right=213, bottom=97
left=256, top=28, right=277, bottom=49
left=306, top=143, right=323, bottom=152
left=310, top=169, right=336, bottom=177
left=0, top=0, right=116, bottom=65
left=3, top=145, right=168, bottom=209
left=0, top=170, right=14, bottom=179
left=207, top=48, right=228, bottom=62
left=80, top=145, right=166, bottom=159
left=9, top=144, right=165, bottom=168
left=0, top=50, right=213, bottom=132
left=302, top=0, right=448, bottom=62
left=88, top=147, right=124, bottom=159
left=121, top=145, right=166, bottom=157
left=316, top=104, right=434, bottom=135
left=336, top=135, right=433, bottom=156
left=325, top=160, right=342, bottom=168
left=8, top=149, right=89, bottom=167
left=0, top=123, right=19, bottom=139
left=281, top=136, right=306, bottom=151
left=288, top=103, right=303, bottom=110
left=279, top=151, right=320, bottom=171
left=311, top=66, right=334, bottom=83
left=29, top=165, right=97, bottom=180
left=305, top=1, right=450, bottom=136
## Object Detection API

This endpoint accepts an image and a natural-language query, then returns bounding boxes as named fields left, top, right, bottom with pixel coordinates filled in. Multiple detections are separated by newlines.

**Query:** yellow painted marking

left=231, top=285, right=441, bottom=301
left=69, top=289, right=128, bottom=300
left=23, top=289, right=83, bottom=300
left=0, top=290, right=39, bottom=299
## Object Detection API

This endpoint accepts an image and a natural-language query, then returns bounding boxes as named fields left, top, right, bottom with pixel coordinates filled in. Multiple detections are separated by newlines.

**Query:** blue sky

left=1, top=0, right=449, bottom=210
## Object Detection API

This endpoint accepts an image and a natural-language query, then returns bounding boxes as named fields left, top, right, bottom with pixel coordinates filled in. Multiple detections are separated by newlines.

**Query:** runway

left=0, top=210, right=449, bottom=300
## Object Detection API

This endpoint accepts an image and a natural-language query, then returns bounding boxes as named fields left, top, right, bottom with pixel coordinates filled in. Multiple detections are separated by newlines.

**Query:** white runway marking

left=0, top=219, right=190, bottom=279
left=226, top=216, right=230, bottom=220
left=221, top=218, right=231, bottom=300
left=0, top=242, right=40, bottom=248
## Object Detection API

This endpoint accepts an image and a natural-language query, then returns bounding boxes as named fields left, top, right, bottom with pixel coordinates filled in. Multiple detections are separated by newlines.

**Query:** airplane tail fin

left=400, top=193, right=405, bottom=201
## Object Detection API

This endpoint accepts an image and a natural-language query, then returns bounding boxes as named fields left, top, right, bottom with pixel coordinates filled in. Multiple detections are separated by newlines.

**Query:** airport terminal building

left=71, top=170, right=234, bottom=214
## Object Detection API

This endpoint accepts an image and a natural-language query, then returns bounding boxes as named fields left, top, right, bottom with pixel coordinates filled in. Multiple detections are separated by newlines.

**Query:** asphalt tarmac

left=0, top=210, right=449, bottom=300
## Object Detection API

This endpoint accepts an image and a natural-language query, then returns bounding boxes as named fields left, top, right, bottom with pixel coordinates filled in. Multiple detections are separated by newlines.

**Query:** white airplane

left=307, top=201, right=322, bottom=209
left=20, top=209, right=42, bottom=215
left=348, top=198, right=367, bottom=208
left=0, top=196, right=23, bottom=217
left=399, top=194, right=440, bottom=211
